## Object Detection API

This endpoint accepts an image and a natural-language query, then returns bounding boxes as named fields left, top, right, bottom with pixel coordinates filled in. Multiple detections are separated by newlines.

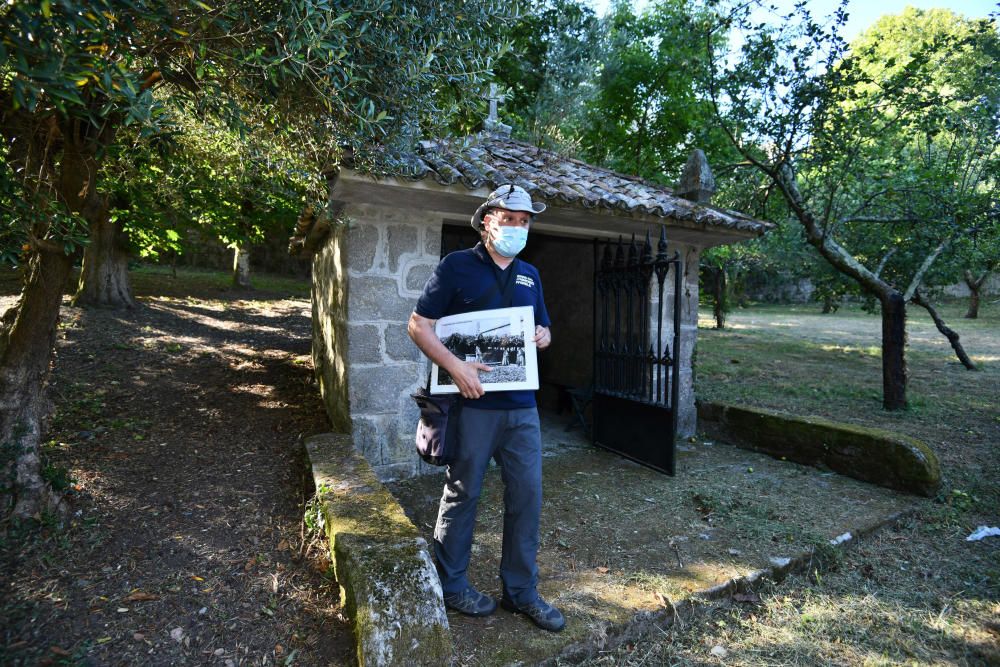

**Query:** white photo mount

left=431, top=305, right=538, bottom=394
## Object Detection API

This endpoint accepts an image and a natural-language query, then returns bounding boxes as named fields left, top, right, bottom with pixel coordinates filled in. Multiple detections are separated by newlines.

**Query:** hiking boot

left=500, top=596, right=566, bottom=632
left=442, top=587, right=497, bottom=617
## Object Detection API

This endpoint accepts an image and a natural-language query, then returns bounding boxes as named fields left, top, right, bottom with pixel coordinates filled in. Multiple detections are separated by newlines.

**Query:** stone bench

left=304, top=434, right=451, bottom=665
left=697, top=401, right=940, bottom=497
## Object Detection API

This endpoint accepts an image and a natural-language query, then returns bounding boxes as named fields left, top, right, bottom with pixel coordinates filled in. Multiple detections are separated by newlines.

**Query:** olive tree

left=0, top=0, right=510, bottom=519
left=699, top=2, right=999, bottom=408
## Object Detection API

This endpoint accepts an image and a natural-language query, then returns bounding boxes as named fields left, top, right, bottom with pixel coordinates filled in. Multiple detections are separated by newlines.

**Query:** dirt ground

left=716, top=301, right=1000, bottom=359
left=3, top=268, right=997, bottom=666
left=1, top=270, right=354, bottom=666
left=388, top=415, right=914, bottom=665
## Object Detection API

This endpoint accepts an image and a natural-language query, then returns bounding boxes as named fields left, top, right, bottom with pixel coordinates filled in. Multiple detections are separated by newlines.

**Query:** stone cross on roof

left=483, top=83, right=512, bottom=138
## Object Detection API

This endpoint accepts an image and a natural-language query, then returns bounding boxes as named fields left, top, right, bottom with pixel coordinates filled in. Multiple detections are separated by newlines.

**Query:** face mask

left=491, top=225, right=528, bottom=258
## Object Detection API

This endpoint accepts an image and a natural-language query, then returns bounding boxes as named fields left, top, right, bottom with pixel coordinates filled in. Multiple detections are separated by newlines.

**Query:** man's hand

left=534, top=325, right=551, bottom=351
left=447, top=360, right=493, bottom=400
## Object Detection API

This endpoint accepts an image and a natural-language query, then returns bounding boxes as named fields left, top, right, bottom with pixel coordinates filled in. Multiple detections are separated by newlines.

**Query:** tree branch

left=874, top=248, right=897, bottom=279
left=902, top=233, right=956, bottom=302
left=911, top=289, right=977, bottom=370
left=838, top=216, right=921, bottom=225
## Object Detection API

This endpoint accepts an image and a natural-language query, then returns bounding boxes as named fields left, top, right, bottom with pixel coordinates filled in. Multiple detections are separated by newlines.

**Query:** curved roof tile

left=394, top=134, right=771, bottom=234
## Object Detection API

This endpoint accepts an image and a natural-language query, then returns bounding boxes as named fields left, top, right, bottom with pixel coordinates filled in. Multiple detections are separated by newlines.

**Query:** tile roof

left=391, top=134, right=772, bottom=236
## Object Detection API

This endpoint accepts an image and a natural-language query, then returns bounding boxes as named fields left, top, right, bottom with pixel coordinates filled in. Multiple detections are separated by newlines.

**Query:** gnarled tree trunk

left=232, top=245, right=253, bottom=289
left=1, top=108, right=115, bottom=519
left=880, top=291, right=908, bottom=410
left=821, top=294, right=839, bottom=314
left=963, top=269, right=987, bottom=319
left=73, top=214, right=135, bottom=308
left=768, top=164, right=910, bottom=410
left=712, top=267, right=727, bottom=329
left=1, top=249, right=74, bottom=519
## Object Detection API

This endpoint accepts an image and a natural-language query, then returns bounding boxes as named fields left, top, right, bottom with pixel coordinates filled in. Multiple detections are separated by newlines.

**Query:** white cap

left=471, top=184, right=546, bottom=229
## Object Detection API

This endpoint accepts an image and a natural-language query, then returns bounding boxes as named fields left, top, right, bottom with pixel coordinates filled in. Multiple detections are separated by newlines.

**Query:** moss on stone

left=305, top=433, right=452, bottom=665
left=697, top=401, right=940, bottom=497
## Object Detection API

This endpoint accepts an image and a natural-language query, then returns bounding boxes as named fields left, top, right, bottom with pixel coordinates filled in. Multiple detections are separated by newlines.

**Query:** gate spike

left=642, top=229, right=653, bottom=265
left=628, top=233, right=639, bottom=266
left=601, top=242, right=613, bottom=270
left=657, top=225, right=668, bottom=259
left=614, top=235, right=625, bottom=268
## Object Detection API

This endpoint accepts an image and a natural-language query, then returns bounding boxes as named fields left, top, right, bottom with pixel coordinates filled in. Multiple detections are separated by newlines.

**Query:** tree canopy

left=0, top=0, right=512, bottom=518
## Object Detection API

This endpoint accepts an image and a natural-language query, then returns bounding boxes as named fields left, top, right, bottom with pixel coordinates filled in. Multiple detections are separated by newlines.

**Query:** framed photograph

left=431, top=306, right=538, bottom=394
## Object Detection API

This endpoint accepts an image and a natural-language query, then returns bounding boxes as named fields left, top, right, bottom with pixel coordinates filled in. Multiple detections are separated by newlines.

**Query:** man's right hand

left=448, top=360, right=493, bottom=400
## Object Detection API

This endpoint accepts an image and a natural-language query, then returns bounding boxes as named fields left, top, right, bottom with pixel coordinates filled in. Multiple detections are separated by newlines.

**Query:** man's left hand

left=534, top=325, right=551, bottom=351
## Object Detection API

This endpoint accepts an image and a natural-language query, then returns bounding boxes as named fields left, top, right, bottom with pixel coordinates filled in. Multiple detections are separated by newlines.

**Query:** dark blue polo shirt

left=415, top=243, right=550, bottom=410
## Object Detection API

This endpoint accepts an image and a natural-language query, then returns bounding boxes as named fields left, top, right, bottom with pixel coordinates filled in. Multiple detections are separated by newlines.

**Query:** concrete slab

left=387, top=410, right=917, bottom=665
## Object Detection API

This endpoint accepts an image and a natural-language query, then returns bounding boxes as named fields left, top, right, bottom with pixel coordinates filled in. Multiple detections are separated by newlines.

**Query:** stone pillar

left=675, top=149, right=716, bottom=204
left=313, top=202, right=443, bottom=480
left=649, top=242, right=700, bottom=437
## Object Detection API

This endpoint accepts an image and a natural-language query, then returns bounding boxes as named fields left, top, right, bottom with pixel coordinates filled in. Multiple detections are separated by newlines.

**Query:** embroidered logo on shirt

left=515, top=274, right=535, bottom=289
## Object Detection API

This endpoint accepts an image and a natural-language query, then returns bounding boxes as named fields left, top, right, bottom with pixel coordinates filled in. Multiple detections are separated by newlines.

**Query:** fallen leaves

left=123, top=591, right=159, bottom=603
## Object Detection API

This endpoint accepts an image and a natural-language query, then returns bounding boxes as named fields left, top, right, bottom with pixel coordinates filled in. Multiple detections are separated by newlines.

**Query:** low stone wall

left=697, top=401, right=941, bottom=497
left=304, top=433, right=451, bottom=665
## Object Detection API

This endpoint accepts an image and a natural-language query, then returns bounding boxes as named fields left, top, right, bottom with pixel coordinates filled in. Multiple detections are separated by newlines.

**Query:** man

left=407, top=184, right=565, bottom=632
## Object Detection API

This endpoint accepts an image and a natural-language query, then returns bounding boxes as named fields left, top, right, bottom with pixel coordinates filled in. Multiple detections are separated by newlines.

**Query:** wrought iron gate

left=592, top=228, right=682, bottom=474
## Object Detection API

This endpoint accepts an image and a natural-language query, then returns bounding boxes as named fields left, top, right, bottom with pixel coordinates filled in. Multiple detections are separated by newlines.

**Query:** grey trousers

left=433, top=406, right=542, bottom=606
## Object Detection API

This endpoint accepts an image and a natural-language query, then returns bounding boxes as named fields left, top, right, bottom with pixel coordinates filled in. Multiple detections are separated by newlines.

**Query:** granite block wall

left=313, top=203, right=441, bottom=480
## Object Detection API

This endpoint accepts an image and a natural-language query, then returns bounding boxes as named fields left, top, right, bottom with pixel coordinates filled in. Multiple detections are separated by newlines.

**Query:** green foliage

left=492, top=0, right=602, bottom=149
left=303, top=484, right=330, bottom=535
left=105, top=109, right=311, bottom=261
left=40, top=462, right=73, bottom=493
left=580, top=0, right=730, bottom=182
left=829, top=11, right=1000, bottom=290
left=703, top=2, right=999, bottom=301
left=1, top=0, right=512, bottom=264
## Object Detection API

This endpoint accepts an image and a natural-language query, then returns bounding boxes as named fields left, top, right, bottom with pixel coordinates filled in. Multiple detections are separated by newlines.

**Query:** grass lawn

left=0, top=263, right=312, bottom=303
left=583, top=299, right=999, bottom=665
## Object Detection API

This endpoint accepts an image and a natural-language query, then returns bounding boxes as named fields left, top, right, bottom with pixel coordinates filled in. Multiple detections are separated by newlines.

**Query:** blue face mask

left=491, top=225, right=528, bottom=258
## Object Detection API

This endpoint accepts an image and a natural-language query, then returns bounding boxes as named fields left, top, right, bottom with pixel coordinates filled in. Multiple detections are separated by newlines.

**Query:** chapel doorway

left=439, top=224, right=594, bottom=415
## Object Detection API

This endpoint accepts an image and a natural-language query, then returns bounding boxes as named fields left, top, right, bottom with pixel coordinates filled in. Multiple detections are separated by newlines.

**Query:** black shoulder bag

left=411, top=260, right=520, bottom=466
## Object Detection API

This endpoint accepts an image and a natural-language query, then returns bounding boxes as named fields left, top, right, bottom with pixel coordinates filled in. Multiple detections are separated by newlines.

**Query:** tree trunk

left=912, top=290, right=977, bottom=370
left=0, top=109, right=119, bottom=519
left=963, top=270, right=984, bottom=319
left=880, top=291, right=907, bottom=410
left=821, top=294, right=837, bottom=314
left=1, top=249, right=74, bottom=519
left=232, top=246, right=253, bottom=289
left=73, top=214, right=136, bottom=308
left=712, top=267, right=728, bottom=329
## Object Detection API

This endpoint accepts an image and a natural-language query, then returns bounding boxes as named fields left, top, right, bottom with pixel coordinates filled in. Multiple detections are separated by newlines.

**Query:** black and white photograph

left=431, top=306, right=539, bottom=394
